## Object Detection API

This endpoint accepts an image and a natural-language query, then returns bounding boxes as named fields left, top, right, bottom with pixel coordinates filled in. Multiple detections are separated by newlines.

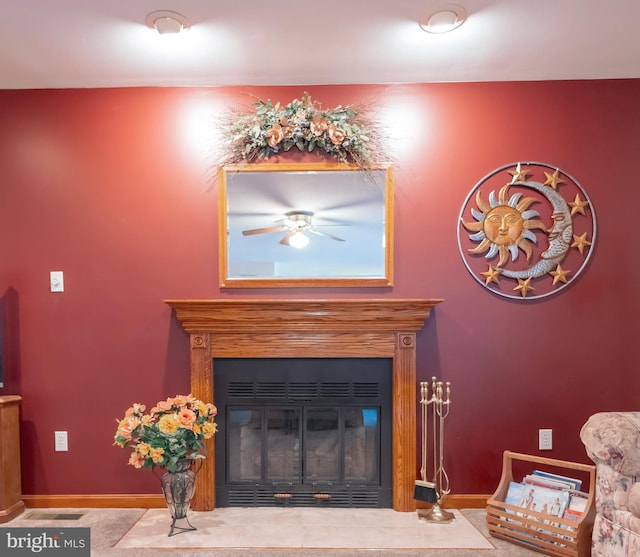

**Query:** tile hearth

left=116, top=507, right=494, bottom=550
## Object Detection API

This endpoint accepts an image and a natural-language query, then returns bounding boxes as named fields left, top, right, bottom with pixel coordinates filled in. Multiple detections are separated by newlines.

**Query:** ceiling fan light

left=289, top=232, right=310, bottom=249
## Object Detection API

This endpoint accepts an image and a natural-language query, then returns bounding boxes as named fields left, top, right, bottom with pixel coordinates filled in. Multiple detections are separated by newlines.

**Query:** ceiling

left=3, top=0, right=640, bottom=90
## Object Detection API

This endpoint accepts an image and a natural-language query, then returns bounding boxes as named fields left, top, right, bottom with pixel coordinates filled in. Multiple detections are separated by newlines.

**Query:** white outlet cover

left=538, top=428, right=553, bottom=450
left=54, top=430, right=68, bottom=451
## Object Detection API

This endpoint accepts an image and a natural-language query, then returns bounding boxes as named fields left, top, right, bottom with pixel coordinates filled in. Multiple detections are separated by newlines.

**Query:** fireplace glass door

left=228, top=406, right=380, bottom=484
left=215, top=358, right=392, bottom=507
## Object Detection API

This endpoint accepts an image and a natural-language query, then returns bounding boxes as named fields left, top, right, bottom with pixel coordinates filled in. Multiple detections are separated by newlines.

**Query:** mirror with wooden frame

left=218, top=162, right=393, bottom=288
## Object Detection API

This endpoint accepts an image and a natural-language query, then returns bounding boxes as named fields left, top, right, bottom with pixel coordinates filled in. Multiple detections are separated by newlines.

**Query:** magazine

left=532, top=469, right=582, bottom=491
left=519, top=483, right=570, bottom=519
left=524, top=474, right=574, bottom=491
left=564, top=490, right=589, bottom=516
left=504, top=482, right=527, bottom=512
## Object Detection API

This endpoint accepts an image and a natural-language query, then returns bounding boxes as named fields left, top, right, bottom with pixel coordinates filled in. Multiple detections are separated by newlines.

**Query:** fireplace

left=214, top=357, right=393, bottom=507
left=165, top=298, right=443, bottom=512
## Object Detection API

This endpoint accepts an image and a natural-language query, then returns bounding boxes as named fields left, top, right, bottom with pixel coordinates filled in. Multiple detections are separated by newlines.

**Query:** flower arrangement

left=114, top=394, right=217, bottom=473
left=216, top=92, right=387, bottom=169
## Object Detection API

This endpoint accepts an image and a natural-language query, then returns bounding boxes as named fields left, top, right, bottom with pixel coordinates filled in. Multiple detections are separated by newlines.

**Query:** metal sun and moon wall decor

left=457, top=162, right=596, bottom=300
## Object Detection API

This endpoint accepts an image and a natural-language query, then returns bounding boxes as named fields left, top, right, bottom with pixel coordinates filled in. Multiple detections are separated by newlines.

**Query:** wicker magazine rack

left=486, top=450, right=595, bottom=557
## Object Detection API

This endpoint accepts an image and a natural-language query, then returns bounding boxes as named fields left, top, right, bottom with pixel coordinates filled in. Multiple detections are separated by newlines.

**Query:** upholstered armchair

left=580, top=412, right=640, bottom=556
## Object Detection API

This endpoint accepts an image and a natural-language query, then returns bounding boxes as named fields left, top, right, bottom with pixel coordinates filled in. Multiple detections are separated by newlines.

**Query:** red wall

left=0, top=81, right=638, bottom=498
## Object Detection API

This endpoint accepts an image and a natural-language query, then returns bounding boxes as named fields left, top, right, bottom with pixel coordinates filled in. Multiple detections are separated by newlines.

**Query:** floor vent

left=26, top=512, right=85, bottom=520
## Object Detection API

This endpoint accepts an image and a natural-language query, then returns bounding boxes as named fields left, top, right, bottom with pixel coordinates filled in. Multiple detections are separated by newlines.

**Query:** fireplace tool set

left=414, top=376, right=454, bottom=523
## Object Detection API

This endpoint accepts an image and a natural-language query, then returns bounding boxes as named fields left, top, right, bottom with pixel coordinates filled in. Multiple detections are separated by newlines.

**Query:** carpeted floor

left=1, top=507, right=545, bottom=556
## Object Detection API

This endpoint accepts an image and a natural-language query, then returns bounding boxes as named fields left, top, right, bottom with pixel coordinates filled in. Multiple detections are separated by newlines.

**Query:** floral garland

left=216, top=92, right=387, bottom=169
left=113, top=394, right=217, bottom=473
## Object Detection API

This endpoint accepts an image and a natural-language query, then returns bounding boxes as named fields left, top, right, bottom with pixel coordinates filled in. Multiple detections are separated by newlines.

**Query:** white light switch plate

left=50, top=271, right=64, bottom=292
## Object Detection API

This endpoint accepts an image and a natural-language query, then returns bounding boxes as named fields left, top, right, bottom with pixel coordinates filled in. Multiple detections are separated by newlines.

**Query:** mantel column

left=189, top=333, right=214, bottom=512
left=393, top=333, right=417, bottom=512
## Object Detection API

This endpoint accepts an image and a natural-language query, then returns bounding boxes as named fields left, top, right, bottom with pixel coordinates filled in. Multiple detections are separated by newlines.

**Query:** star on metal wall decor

left=457, top=162, right=597, bottom=300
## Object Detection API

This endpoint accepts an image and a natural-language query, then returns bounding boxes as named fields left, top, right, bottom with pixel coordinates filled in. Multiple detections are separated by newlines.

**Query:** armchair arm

left=580, top=412, right=640, bottom=476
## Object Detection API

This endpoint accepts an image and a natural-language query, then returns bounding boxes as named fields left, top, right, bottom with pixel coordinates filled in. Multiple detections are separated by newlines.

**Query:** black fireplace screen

left=214, top=358, right=392, bottom=507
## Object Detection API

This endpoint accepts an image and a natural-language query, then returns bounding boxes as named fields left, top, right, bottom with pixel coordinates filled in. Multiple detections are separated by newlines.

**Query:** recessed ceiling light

left=419, top=4, right=467, bottom=34
left=145, top=10, right=191, bottom=35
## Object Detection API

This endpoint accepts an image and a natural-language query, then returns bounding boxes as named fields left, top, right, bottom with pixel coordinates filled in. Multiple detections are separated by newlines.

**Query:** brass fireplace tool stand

left=416, top=377, right=454, bottom=523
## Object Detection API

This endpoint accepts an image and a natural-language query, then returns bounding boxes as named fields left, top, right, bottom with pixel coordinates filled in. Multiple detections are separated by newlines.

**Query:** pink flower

left=171, top=395, right=190, bottom=408
left=178, top=408, right=196, bottom=428
left=128, top=452, right=145, bottom=469
left=115, top=416, right=140, bottom=441
left=328, top=123, right=346, bottom=145
left=311, top=115, right=328, bottom=136
left=151, top=399, right=173, bottom=414
left=266, top=124, right=284, bottom=147
left=124, top=403, right=145, bottom=417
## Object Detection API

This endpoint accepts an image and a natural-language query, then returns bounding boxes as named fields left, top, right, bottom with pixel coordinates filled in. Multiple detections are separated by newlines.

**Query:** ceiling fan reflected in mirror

left=241, top=210, right=346, bottom=249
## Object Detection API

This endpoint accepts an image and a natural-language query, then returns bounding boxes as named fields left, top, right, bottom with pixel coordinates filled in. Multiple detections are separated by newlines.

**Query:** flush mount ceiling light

left=419, top=4, right=467, bottom=34
left=145, top=10, right=191, bottom=34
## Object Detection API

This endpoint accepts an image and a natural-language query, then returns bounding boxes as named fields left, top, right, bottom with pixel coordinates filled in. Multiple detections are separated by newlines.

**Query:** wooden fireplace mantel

left=165, top=298, right=443, bottom=512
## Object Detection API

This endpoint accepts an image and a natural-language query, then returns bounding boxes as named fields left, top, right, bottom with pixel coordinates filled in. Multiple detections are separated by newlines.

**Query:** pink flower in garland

left=328, top=123, right=346, bottom=145
left=266, top=123, right=284, bottom=147
left=310, top=114, right=328, bottom=136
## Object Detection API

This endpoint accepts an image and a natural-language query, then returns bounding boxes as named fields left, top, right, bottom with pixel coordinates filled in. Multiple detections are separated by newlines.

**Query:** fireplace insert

left=214, top=358, right=392, bottom=507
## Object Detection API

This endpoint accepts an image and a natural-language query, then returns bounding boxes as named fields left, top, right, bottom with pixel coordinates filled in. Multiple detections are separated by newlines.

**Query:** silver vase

left=160, top=459, right=197, bottom=536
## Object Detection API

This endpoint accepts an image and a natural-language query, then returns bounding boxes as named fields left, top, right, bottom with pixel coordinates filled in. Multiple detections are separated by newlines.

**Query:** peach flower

left=128, top=452, right=145, bottom=469
left=266, top=124, right=284, bottom=147
left=178, top=408, right=196, bottom=428
left=150, top=399, right=173, bottom=414
left=115, top=416, right=140, bottom=443
left=172, top=395, right=190, bottom=407
left=311, top=115, right=328, bottom=136
left=124, top=403, right=145, bottom=417
left=328, top=123, right=346, bottom=145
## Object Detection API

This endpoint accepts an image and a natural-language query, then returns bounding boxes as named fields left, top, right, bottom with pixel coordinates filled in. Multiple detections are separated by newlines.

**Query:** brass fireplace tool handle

left=417, top=376, right=454, bottom=523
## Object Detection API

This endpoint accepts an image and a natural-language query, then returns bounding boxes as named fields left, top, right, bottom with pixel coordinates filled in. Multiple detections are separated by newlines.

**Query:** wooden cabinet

left=0, top=395, right=24, bottom=523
